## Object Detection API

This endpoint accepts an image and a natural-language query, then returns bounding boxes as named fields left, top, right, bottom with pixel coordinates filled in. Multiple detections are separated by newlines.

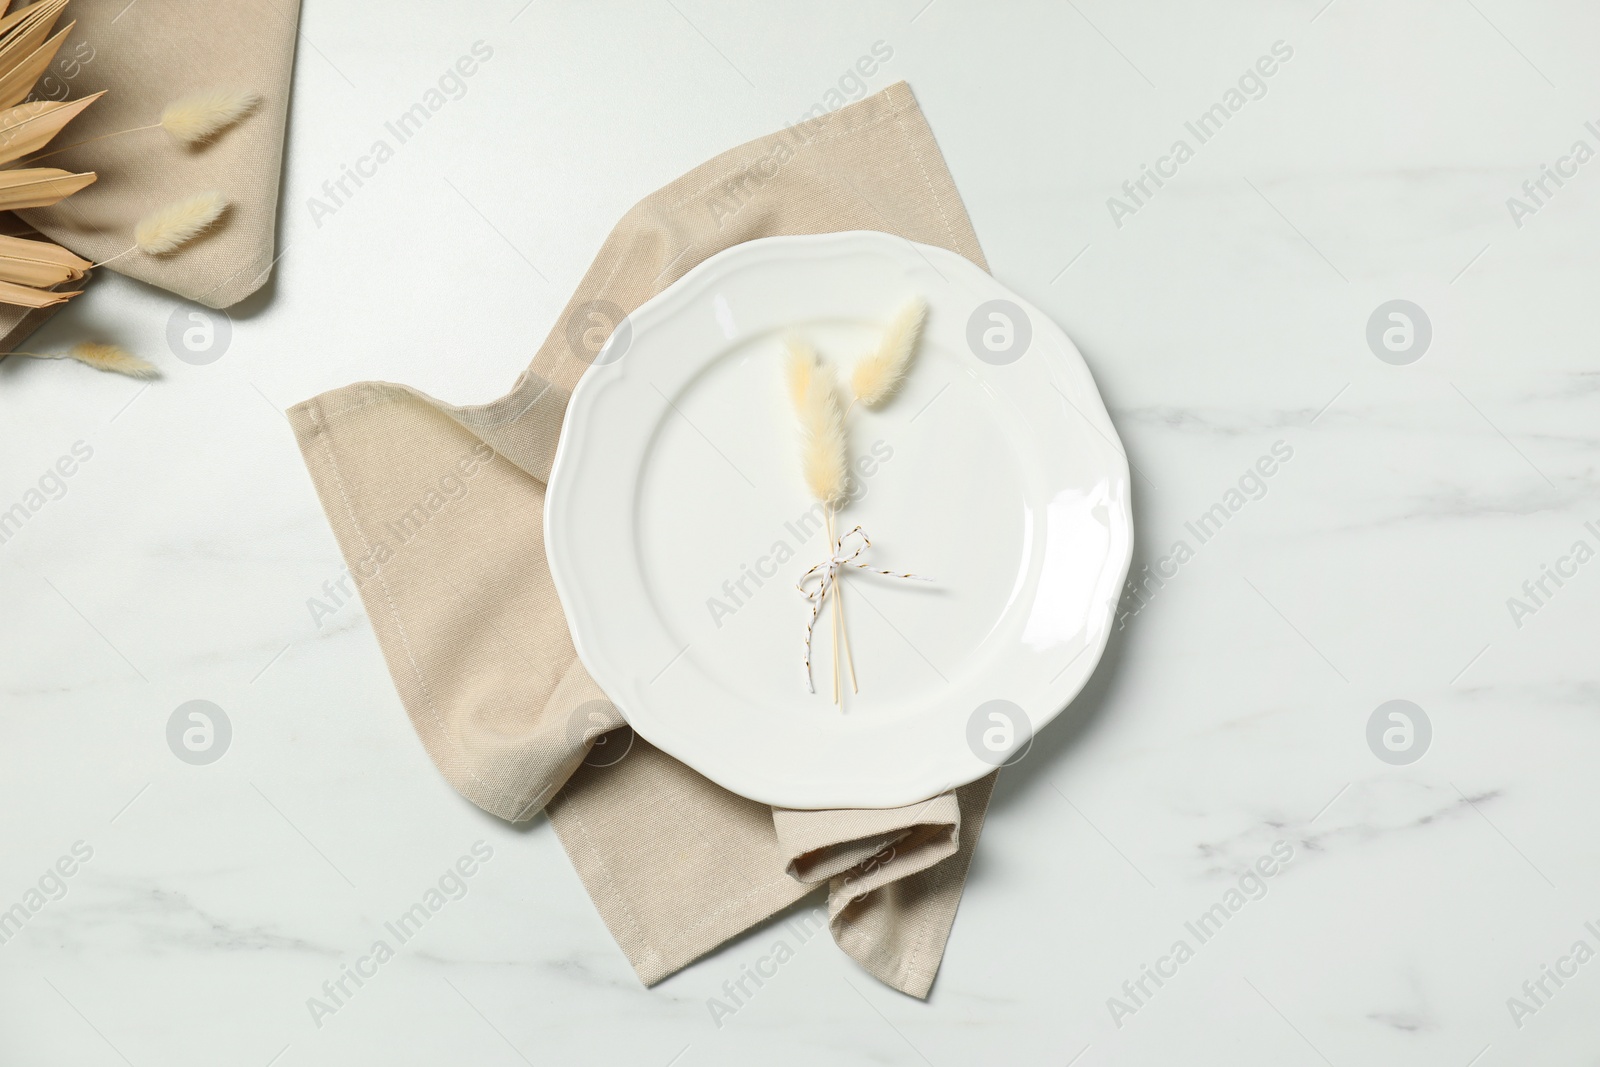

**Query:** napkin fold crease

left=288, top=82, right=996, bottom=998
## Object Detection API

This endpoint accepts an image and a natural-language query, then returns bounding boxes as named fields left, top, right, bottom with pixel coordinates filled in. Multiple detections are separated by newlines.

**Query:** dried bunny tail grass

left=160, top=89, right=261, bottom=144
left=850, top=297, right=926, bottom=408
left=797, top=361, right=848, bottom=507
left=3, top=343, right=157, bottom=378
left=784, top=336, right=817, bottom=413
left=70, top=343, right=156, bottom=378
left=133, top=191, right=228, bottom=254
left=69, top=342, right=157, bottom=378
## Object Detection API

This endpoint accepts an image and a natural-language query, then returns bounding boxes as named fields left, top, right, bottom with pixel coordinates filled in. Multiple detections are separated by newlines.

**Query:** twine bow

left=798, top=525, right=931, bottom=693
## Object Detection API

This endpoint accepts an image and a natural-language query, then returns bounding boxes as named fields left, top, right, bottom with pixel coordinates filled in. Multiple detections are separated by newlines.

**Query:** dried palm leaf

left=0, top=91, right=100, bottom=166
left=0, top=0, right=67, bottom=39
left=0, top=0, right=67, bottom=77
left=0, top=275, right=77, bottom=307
left=0, top=231, right=88, bottom=286
left=0, top=6, right=102, bottom=311
left=0, top=165, right=93, bottom=210
left=0, top=21, right=71, bottom=109
left=0, top=0, right=51, bottom=43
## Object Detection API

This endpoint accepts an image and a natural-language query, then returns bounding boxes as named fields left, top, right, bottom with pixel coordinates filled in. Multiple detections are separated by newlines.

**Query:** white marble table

left=4, top=1, right=1598, bottom=1063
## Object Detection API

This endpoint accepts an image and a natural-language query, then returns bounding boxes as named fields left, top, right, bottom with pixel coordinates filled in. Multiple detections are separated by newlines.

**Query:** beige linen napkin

left=289, top=82, right=996, bottom=997
left=19, top=0, right=300, bottom=310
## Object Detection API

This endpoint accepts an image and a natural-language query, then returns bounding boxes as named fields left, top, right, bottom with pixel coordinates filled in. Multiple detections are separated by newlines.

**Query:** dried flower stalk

left=787, top=299, right=930, bottom=702
left=850, top=297, right=926, bottom=409
left=131, top=190, right=227, bottom=255
left=1, top=341, right=154, bottom=377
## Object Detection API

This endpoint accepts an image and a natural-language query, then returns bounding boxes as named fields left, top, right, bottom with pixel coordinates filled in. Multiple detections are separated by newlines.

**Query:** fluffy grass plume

left=850, top=297, right=926, bottom=408
left=160, top=89, right=260, bottom=144
left=6, top=343, right=156, bottom=377
left=69, top=342, right=155, bottom=378
left=785, top=336, right=817, bottom=412
left=786, top=341, right=848, bottom=506
left=134, top=191, right=227, bottom=254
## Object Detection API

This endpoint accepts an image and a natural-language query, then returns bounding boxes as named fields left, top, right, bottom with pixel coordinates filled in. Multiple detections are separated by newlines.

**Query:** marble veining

left=5, top=0, right=1600, bottom=1064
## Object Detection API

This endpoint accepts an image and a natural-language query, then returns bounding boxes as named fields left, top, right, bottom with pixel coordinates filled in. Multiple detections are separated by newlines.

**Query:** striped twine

left=798, top=525, right=931, bottom=694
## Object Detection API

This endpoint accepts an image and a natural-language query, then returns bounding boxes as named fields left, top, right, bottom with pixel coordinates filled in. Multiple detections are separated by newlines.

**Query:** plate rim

left=546, top=230, right=1134, bottom=808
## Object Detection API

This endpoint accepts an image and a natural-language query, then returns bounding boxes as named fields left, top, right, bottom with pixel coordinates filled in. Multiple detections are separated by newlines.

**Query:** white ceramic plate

left=546, top=232, right=1132, bottom=809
